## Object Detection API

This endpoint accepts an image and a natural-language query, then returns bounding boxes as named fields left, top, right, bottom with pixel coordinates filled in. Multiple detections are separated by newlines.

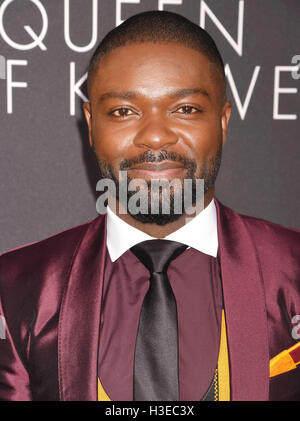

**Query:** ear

left=83, top=101, right=94, bottom=148
left=221, top=101, right=232, bottom=146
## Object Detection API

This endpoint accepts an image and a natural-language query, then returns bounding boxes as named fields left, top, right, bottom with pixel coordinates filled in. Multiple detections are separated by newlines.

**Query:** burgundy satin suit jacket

left=0, top=198, right=299, bottom=401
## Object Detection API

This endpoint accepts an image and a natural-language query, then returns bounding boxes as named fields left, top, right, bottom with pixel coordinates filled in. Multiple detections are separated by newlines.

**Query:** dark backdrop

left=0, top=0, right=299, bottom=253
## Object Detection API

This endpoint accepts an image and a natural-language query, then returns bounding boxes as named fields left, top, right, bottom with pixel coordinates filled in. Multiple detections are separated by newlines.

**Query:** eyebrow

left=168, top=88, right=210, bottom=99
left=98, top=87, right=210, bottom=103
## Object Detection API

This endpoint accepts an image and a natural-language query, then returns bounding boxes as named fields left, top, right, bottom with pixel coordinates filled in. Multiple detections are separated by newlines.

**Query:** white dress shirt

left=106, top=198, right=218, bottom=261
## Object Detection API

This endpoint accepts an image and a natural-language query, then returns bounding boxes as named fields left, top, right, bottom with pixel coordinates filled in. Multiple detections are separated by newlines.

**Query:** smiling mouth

left=128, top=161, right=185, bottom=179
left=130, top=161, right=184, bottom=171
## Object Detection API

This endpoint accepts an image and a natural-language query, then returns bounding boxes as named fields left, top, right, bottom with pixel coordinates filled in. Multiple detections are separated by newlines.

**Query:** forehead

left=89, top=43, right=222, bottom=103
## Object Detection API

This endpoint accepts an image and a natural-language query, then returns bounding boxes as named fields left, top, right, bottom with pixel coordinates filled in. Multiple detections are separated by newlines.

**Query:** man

left=0, top=11, right=299, bottom=401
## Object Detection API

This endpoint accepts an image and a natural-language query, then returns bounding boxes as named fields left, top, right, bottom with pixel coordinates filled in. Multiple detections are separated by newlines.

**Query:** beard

left=94, top=143, right=222, bottom=225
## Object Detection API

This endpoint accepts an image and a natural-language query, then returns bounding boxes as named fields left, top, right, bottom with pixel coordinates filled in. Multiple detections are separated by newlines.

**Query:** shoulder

left=216, top=198, right=300, bottom=261
left=240, top=210, right=299, bottom=244
left=242, top=211, right=298, bottom=251
left=0, top=216, right=103, bottom=286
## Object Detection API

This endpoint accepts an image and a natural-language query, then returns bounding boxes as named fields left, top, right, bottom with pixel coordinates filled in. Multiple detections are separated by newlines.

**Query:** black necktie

left=131, top=239, right=188, bottom=401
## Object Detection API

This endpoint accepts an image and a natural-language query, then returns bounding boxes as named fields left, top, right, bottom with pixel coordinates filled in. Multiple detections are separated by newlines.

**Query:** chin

left=128, top=210, right=184, bottom=226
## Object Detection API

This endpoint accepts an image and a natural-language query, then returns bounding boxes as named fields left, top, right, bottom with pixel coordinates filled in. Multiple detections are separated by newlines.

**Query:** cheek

left=92, top=120, right=134, bottom=161
left=181, top=120, right=222, bottom=158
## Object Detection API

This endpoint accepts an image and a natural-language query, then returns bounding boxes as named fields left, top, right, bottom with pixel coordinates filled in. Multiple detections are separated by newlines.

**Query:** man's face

left=84, top=42, right=231, bottom=223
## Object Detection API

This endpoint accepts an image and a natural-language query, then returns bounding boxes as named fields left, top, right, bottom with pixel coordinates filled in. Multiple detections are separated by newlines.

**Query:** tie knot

left=131, top=239, right=187, bottom=273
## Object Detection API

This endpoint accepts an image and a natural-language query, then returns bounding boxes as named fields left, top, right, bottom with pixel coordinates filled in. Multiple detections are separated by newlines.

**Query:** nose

left=133, top=115, right=179, bottom=150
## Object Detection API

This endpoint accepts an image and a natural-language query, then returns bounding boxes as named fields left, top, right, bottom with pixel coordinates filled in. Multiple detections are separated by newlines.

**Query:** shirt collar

left=106, top=198, right=218, bottom=262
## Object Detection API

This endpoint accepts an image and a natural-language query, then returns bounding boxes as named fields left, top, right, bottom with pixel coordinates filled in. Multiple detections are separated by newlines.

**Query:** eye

left=176, top=105, right=202, bottom=114
left=109, top=107, right=135, bottom=117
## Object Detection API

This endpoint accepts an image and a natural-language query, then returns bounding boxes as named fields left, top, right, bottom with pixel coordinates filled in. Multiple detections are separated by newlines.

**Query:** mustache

left=119, top=150, right=196, bottom=171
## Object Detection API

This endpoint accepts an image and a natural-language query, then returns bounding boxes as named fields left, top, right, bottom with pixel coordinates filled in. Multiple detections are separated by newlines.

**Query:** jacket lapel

left=215, top=198, right=269, bottom=400
left=58, top=214, right=107, bottom=401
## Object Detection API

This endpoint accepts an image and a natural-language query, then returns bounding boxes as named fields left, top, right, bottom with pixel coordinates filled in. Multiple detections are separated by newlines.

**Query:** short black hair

left=88, top=10, right=226, bottom=99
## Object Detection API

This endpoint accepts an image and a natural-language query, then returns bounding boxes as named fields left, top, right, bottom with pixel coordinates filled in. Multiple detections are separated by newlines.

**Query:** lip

left=128, top=162, right=185, bottom=179
left=129, top=161, right=184, bottom=171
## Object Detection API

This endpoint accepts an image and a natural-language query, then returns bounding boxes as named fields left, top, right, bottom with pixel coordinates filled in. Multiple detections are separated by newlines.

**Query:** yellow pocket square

left=270, top=341, right=300, bottom=378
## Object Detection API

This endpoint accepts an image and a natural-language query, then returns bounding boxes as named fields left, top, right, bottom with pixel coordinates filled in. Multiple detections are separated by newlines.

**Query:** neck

left=110, top=188, right=215, bottom=238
